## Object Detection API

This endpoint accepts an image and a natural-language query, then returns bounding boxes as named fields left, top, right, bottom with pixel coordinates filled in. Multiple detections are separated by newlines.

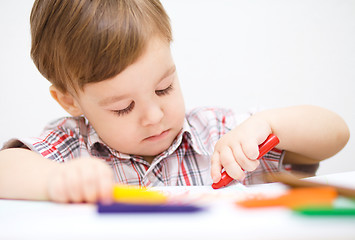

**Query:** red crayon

left=212, top=134, right=280, bottom=189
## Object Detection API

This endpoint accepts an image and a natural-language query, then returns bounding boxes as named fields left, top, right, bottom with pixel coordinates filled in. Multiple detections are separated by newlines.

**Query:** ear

left=49, top=85, right=83, bottom=117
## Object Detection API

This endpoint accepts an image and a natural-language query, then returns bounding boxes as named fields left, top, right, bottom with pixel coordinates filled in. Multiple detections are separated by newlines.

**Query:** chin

left=146, top=142, right=172, bottom=156
left=149, top=147, right=170, bottom=156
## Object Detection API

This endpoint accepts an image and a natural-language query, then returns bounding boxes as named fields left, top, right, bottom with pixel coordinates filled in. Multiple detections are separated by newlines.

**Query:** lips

left=144, top=129, right=170, bottom=141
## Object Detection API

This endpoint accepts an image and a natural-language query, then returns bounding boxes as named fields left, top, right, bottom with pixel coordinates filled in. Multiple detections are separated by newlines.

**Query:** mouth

left=144, top=129, right=170, bottom=142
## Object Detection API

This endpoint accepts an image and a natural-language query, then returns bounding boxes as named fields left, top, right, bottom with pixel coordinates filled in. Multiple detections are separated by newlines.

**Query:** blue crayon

left=98, top=202, right=204, bottom=214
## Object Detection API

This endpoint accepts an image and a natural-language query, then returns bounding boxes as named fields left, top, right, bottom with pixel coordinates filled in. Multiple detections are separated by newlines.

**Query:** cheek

left=95, top=117, right=139, bottom=151
left=166, top=89, right=185, bottom=119
left=84, top=109, right=135, bottom=141
left=175, top=86, right=185, bottom=111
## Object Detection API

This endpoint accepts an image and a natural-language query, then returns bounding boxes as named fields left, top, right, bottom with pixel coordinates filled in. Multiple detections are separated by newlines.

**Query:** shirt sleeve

left=186, top=107, right=237, bottom=153
left=1, top=118, right=83, bottom=163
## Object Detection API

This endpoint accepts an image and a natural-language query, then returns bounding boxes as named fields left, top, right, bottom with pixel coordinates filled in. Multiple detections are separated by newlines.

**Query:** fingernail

left=212, top=175, right=220, bottom=183
left=100, top=197, right=113, bottom=205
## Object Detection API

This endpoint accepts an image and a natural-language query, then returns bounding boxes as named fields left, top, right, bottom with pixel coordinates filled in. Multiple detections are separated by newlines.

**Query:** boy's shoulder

left=184, top=107, right=238, bottom=153
left=186, top=106, right=237, bottom=136
left=2, top=116, right=92, bottom=161
left=43, top=116, right=90, bottom=136
left=187, top=106, right=234, bottom=116
left=38, top=116, right=94, bottom=150
left=186, top=106, right=236, bottom=127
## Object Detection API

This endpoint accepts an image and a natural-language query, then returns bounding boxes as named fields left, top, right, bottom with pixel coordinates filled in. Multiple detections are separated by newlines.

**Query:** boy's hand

left=47, top=157, right=115, bottom=203
left=211, top=115, right=272, bottom=183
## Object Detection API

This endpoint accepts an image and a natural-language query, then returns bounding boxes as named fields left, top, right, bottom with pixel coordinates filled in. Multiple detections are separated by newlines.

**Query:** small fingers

left=231, top=143, right=260, bottom=172
left=97, top=165, right=115, bottom=204
left=211, top=151, right=222, bottom=183
left=241, top=139, right=260, bottom=160
left=80, top=160, right=114, bottom=203
left=47, top=159, right=114, bottom=204
left=219, top=146, right=245, bottom=180
left=81, top=165, right=99, bottom=203
left=47, top=169, right=69, bottom=203
left=65, top=166, right=84, bottom=203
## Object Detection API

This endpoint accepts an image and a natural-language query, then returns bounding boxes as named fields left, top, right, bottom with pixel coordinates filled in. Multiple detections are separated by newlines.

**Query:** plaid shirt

left=4, top=107, right=290, bottom=186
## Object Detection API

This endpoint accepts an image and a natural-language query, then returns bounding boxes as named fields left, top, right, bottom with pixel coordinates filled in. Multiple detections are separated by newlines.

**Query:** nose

left=140, top=101, right=164, bottom=126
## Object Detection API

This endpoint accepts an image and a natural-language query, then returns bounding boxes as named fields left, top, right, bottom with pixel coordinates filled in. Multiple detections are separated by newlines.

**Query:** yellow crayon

left=112, top=184, right=167, bottom=204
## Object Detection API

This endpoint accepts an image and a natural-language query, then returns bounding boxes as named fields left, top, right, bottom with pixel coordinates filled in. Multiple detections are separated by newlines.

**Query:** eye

left=112, top=101, right=135, bottom=116
left=155, top=84, right=173, bottom=96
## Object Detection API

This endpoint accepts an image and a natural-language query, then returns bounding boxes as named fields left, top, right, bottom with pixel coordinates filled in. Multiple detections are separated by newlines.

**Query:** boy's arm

left=259, top=105, right=349, bottom=164
left=0, top=148, right=114, bottom=203
left=211, top=105, right=350, bottom=182
left=0, top=148, right=56, bottom=200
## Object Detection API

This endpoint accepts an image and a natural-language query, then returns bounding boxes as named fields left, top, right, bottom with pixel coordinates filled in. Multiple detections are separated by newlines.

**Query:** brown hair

left=30, top=0, right=172, bottom=93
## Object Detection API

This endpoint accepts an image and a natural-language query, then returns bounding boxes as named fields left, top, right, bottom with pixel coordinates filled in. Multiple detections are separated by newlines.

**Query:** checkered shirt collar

left=86, top=118, right=206, bottom=161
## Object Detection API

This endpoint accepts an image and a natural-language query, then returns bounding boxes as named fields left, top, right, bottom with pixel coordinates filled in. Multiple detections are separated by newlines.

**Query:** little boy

left=0, top=0, right=349, bottom=203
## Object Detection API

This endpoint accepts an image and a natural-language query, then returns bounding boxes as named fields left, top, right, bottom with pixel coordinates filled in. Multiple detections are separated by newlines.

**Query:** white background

left=0, top=0, right=354, bottom=175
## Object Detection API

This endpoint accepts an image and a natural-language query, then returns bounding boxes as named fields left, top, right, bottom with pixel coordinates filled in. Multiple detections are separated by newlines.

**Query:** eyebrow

left=98, top=94, right=128, bottom=107
left=98, top=65, right=176, bottom=106
left=160, top=65, right=176, bottom=82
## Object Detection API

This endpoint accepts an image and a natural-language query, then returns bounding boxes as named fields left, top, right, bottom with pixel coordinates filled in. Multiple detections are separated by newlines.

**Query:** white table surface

left=1, top=171, right=355, bottom=240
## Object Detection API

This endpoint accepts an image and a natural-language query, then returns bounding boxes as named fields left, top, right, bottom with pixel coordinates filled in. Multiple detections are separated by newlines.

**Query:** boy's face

left=73, top=37, right=185, bottom=161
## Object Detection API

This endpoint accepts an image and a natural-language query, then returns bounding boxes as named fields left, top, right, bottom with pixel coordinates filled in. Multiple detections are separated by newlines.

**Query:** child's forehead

left=79, top=38, right=174, bottom=95
left=31, top=0, right=172, bottom=94
left=68, top=35, right=169, bottom=91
